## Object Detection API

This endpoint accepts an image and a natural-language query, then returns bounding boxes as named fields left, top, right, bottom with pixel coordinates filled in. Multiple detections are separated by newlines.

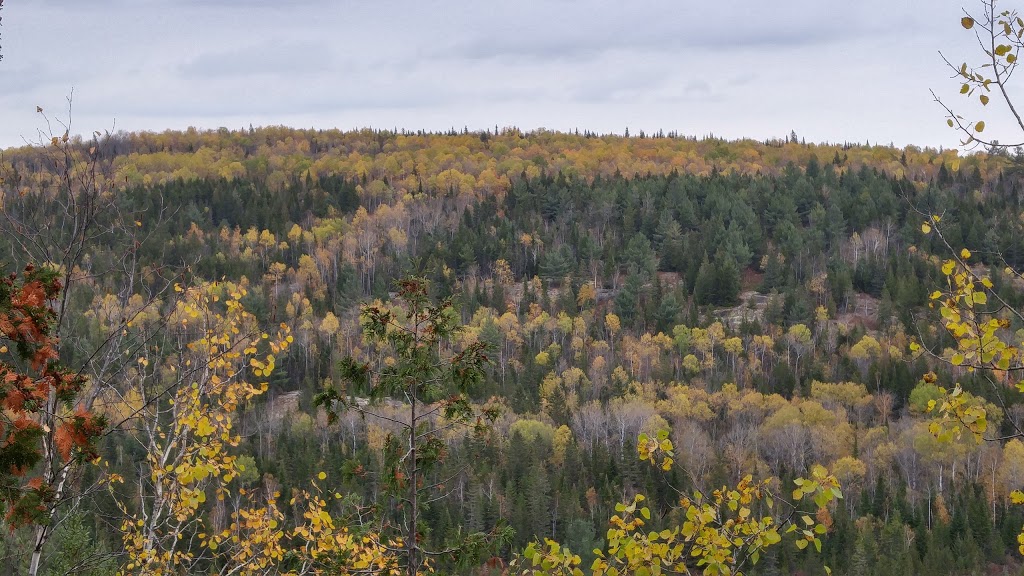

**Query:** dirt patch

left=741, top=268, right=764, bottom=292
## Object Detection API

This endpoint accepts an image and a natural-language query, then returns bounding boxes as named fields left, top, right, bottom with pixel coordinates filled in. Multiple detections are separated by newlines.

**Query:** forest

left=0, top=118, right=1021, bottom=576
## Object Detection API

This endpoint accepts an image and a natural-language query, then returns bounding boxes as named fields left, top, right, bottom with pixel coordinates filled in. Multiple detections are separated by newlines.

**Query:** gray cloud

left=179, top=41, right=338, bottom=79
left=0, top=0, right=1002, bottom=149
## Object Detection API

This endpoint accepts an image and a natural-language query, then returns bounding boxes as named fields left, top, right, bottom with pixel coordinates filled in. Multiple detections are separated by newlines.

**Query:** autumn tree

left=0, top=106, right=183, bottom=575
left=918, top=0, right=1024, bottom=440
left=315, top=277, right=507, bottom=575
left=105, top=282, right=292, bottom=574
left=0, top=266, right=105, bottom=573
left=918, top=0, right=1024, bottom=558
left=107, top=282, right=404, bottom=575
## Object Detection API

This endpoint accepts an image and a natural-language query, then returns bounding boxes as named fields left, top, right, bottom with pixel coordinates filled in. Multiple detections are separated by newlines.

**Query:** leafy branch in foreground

left=0, top=265, right=106, bottom=528
left=515, top=431, right=841, bottom=576
left=916, top=208, right=1024, bottom=552
left=935, top=0, right=1024, bottom=149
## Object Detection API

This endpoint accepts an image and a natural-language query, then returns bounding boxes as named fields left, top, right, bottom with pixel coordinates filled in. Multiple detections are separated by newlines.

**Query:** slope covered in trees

left=2, top=127, right=1024, bottom=574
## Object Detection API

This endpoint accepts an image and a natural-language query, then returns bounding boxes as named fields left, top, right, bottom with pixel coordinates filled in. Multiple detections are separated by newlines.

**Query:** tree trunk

left=28, top=524, right=49, bottom=576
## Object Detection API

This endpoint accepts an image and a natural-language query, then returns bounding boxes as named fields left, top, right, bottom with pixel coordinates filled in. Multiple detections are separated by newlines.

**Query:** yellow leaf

left=318, top=471, right=327, bottom=480
left=962, top=16, right=975, bottom=28
left=961, top=248, right=972, bottom=259
left=921, top=223, right=932, bottom=234
left=976, top=121, right=986, bottom=133
left=196, top=417, right=215, bottom=437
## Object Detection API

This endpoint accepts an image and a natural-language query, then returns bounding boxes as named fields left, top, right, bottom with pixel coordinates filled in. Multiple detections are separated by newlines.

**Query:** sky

left=0, top=0, right=1014, bottom=150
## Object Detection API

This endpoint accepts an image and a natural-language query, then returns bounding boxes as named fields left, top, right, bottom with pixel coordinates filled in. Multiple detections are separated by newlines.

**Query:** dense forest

left=1, top=126, right=1024, bottom=575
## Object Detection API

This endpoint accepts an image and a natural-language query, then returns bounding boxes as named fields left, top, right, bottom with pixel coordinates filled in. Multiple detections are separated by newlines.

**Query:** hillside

left=1, top=128, right=1023, bottom=575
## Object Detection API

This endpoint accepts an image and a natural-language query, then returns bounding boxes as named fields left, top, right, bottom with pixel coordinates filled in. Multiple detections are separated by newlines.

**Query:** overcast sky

left=0, top=0, right=1012, bottom=150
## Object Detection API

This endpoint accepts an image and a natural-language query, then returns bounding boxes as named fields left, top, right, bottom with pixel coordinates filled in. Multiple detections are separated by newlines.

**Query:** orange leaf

left=54, top=424, right=73, bottom=461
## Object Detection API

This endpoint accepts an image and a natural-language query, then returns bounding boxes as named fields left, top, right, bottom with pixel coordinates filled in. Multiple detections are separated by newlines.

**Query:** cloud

left=0, top=0, right=994, bottom=149
left=179, top=41, right=338, bottom=79
left=437, top=0, right=906, bottom=64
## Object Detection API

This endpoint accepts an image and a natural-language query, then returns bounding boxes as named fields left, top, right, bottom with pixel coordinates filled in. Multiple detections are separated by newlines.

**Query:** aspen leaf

left=963, top=16, right=975, bottom=29
left=975, top=121, right=986, bottom=132
left=196, top=417, right=214, bottom=437
left=921, top=222, right=932, bottom=234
